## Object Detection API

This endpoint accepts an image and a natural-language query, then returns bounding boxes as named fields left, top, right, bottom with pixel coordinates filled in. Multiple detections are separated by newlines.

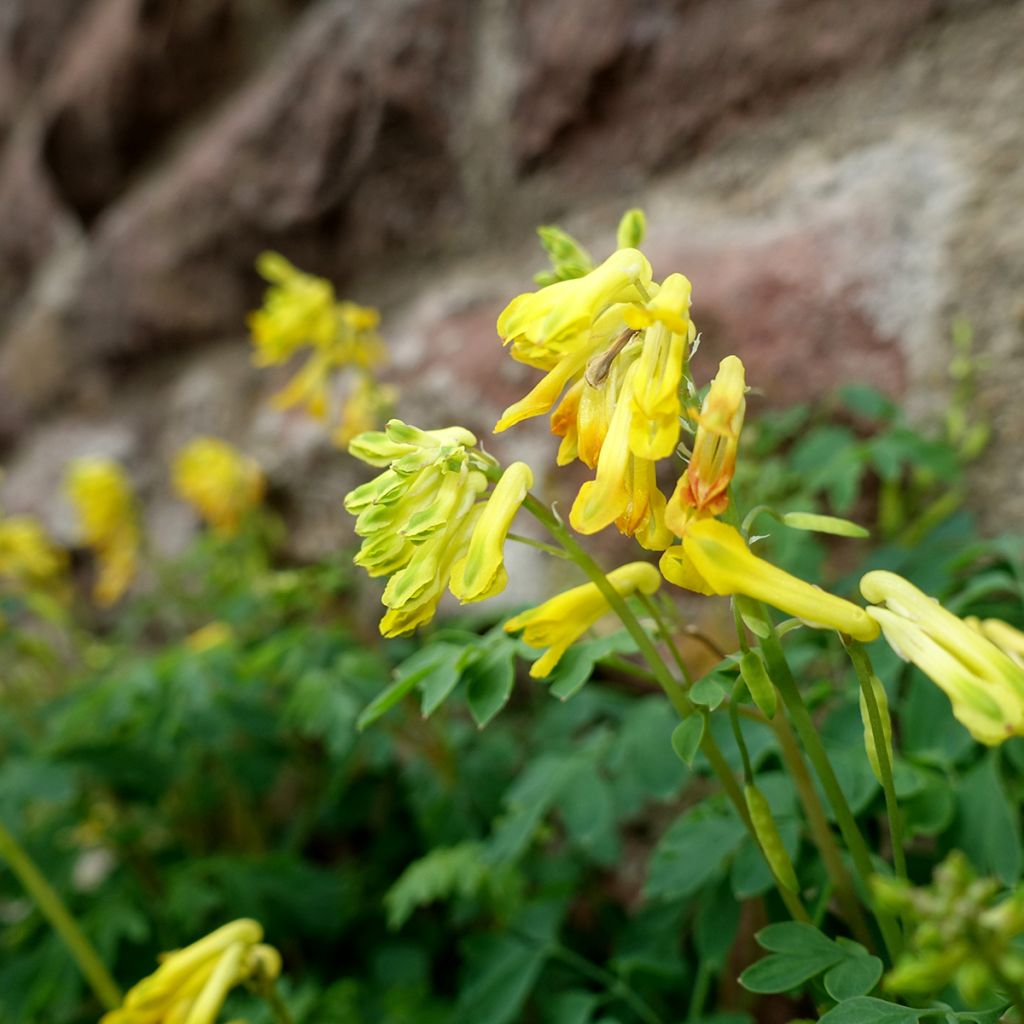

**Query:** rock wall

left=1, top=0, right=1022, bottom=554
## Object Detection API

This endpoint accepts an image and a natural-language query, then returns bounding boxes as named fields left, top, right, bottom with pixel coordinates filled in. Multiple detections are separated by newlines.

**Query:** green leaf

left=465, top=644, right=516, bottom=728
left=690, top=676, right=727, bottom=710
left=544, top=990, right=599, bottom=1024
left=456, top=933, right=548, bottom=1024
left=646, top=804, right=747, bottom=902
left=824, top=954, right=884, bottom=1000
left=696, top=880, right=740, bottom=971
left=418, top=642, right=468, bottom=717
left=755, top=922, right=840, bottom=956
left=358, top=643, right=461, bottom=729
left=817, top=997, right=923, bottom=1024
left=781, top=511, right=869, bottom=539
left=557, top=772, right=619, bottom=864
left=739, top=948, right=843, bottom=993
left=356, top=671, right=418, bottom=730
left=955, top=752, right=1022, bottom=885
left=384, top=842, right=488, bottom=929
left=671, top=716, right=705, bottom=767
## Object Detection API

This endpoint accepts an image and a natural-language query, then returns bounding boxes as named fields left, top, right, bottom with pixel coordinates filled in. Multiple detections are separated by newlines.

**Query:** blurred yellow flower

left=968, top=616, right=1024, bottom=667
left=495, top=241, right=696, bottom=550
left=450, top=461, right=533, bottom=603
left=173, top=438, right=264, bottom=537
left=863, top=571, right=1024, bottom=745
left=665, top=519, right=880, bottom=642
left=65, top=458, right=139, bottom=607
left=504, top=561, right=661, bottom=677
left=0, top=516, right=65, bottom=589
left=666, top=355, right=746, bottom=535
left=332, top=376, right=396, bottom=448
left=186, top=621, right=234, bottom=653
left=101, top=919, right=280, bottom=1024
left=249, top=253, right=387, bottom=445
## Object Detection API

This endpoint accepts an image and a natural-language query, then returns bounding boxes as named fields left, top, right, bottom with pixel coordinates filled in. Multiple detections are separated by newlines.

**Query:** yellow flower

left=173, top=438, right=264, bottom=537
left=346, top=420, right=499, bottom=637
left=862, top=571, right=1024, bottom=745
left=101, top=919, right=280, bottom=1024
left=450, top=462, right=533, bottom=603
left=186, top=621, right=234, bottom=653
left=249, top=252, right=387, bottom=441
left=494, top=235, right=695, bottom=550
left=504, top=562, right=661, bottom=677
left=666, top=519, right=879, bottom=642
left=65, top=458, right=139, bottom=607
left=0, top=516, right=65, bottom=589
left=968, top=616, right=1024, bottom=667
left=665, top=355, right=746, bottom=534
left=332, top=376, right=396, bottom=448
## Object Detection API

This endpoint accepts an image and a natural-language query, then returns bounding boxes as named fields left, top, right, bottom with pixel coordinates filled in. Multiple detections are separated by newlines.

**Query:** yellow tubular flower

left=494, top=229, right=696, bottom=550
left=497, top=247, right=653, bottom=369
left=862, top=571, right=1024, bottom=745
left=101, top=919, right=279, bottom=1024
left=674, top=519, right=880, bottom=642
left=65, top=458, right=140, bottom=607
left=976, top=618, right=1024, bottom=667
left=504, top=562, right=661, bottom=677
left=172, top=438, right=264, bottom=537
left=666, top=355, right=746, bottom=535
left=0, top=516, right=66, bottom=588
left=450, top=462, right=533, bottom=603
left=346, top=420, right=504, bottom=637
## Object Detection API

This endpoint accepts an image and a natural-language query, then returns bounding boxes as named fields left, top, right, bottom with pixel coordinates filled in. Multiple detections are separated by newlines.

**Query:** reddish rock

left=0, top=127, right=75, bottom=321
left=511, top=0, right=939, bottom=180
left=62, top=0, right=474, bottom=363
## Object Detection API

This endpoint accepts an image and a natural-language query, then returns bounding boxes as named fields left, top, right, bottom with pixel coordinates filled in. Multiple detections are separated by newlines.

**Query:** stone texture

left=510, top=0, right=941, bottom=181
left=0, top=0, right=1022, bottom=550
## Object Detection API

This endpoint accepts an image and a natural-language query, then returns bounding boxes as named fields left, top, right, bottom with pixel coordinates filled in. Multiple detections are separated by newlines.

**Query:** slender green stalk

left=507, top=532, right=570, bottom=560
left=728, top=681, right=753, bottom=783
left=844, top=638, right=908, bottom=882
left=0, top=817, right=121, bottom=1010
left=548, top=942, right=665, bottom=1024
left=638, top=591, right=693, bottom=686
left=769, top=712, right=875, bottom=950
left=754, top=609, right=902, bottom=959
left=263, top=983, right=297, bottom=1024
left=521, top=493, right=810, bottom=924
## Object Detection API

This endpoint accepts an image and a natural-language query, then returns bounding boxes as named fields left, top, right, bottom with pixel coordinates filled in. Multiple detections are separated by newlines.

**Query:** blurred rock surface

left=0, top=0, right=1022, bottom=558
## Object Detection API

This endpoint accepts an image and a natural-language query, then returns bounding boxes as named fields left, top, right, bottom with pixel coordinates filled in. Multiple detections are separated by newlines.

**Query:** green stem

left=522, top=494, right=809, bottom=924
left=547, top=942, right=665, bottom=1024
left=507, top=532, right=570, bottom=560
left=769, top=712, right=875, bottom=950
left=0, top=817, right=122, bottom=1010
left=638, top=591, right=693, bottom=686
left=263, top=982, right=297, bottom=1024
left=844, top=638, right=908, bottom=882
left=754, top=610, right=902, bottom=959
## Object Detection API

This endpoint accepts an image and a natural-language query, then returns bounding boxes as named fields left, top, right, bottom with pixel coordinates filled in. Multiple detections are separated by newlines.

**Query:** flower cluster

left=65, top=458, right=140, bottom=607
left=495, top=244, right=694, bottom=550
left=874, top=852, right=1024, bottom=1004
left=248, top=252, right=392, bottom=446
left=0, top=514, right=65, bottom=592
left=173, top=437, right=265, bottom=537
left=345, top=420, right=530, bottom=637
left=102, top=919, right=280, bottom=1024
